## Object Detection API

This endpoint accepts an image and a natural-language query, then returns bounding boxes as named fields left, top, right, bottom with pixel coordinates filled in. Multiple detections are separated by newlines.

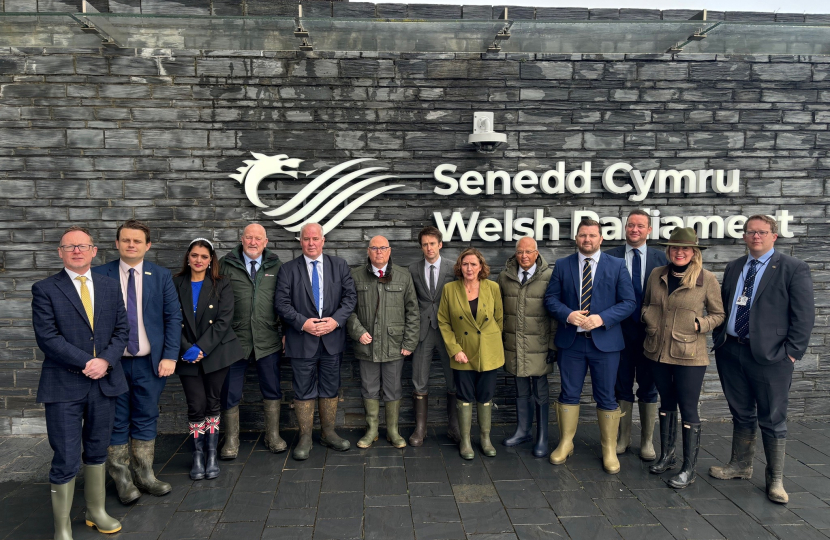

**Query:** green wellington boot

left=105, top=444, right=140, bottom=505
left=318, top=397, right=350, bottom=452
left=616, top=400, right=634, bottom=454
left=293, top=399, right=315, bottom=461
left=263, top=400, right=288, bottom=453
left=130, top=439, right=172, bottom=497
left=385, top=400, right=407, bottom=448
left=597, top=408, right=622, bottom=475
left=549, top=402, right=579, bottom=465
left=84, top=464, right=122, bottom=534
left=477, top=402, right=497, bottom=457
left=50, top=478, right=75, bottom=540
left=638, top=401, right=658, bottom=461
left=219, top=405, right=240, bottom=460
left=457, top=401, right=474, bottom=460
left=357, top=399, right=380, bottom=449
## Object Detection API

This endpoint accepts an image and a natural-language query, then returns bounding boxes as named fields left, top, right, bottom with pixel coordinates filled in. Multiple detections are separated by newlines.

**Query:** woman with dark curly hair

left=173, top=238, right=242, bottom=481
left=438, top=248, right=504, bottom=460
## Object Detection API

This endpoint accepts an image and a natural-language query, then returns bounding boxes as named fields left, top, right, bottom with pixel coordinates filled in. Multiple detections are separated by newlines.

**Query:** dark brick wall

left=0, top=23, right=828, bottom=434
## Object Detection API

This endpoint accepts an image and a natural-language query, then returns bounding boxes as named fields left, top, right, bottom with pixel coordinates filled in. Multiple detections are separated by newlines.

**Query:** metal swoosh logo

left=230, top=152, right=404, bottom=235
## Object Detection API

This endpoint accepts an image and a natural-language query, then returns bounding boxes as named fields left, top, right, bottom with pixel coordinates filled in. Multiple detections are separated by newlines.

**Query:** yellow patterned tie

left=76, top=276, right=95, bottom=356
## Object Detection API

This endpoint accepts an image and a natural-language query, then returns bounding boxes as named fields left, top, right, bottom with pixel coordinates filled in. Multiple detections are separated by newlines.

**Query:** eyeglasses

left=368, top=246, right=390, bottom=253
left=744, top=231, right=771, bottom=238
left=515, top=250, right=537, bottom=256
left=60, top=244, right=94, bottom=252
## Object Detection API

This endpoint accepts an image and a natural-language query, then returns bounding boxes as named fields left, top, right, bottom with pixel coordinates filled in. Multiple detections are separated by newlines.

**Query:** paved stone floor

left=1, top=420, right=829, bottom=540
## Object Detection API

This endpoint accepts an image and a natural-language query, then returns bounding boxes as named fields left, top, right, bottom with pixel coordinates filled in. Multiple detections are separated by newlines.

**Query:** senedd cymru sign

left=230, top=153, right=796, bottom=242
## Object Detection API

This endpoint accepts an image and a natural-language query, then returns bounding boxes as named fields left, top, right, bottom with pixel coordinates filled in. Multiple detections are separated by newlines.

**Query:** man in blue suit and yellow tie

left=93, top=220, right=181, bottom=504
left=33, top=226, right=129, bottom=539
left=544, top=219, right=636, bottom=474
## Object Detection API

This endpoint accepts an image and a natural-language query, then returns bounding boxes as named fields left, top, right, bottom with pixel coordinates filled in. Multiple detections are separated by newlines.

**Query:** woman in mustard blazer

left=438, top=248, right=504, bottom=460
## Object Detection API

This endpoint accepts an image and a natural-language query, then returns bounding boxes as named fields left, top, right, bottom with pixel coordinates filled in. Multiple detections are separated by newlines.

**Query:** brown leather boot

left=318, top=397, right=350, bottom=452
left=408, top=392, right=428, bottom=447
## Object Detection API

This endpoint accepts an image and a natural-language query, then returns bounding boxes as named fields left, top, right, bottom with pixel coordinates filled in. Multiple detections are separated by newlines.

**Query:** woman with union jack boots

left=173, top=238, right=243, bottom=480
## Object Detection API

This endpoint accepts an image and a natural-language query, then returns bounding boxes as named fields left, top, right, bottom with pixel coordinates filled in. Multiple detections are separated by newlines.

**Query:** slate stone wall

left=1, top=9, right=828, bottom=434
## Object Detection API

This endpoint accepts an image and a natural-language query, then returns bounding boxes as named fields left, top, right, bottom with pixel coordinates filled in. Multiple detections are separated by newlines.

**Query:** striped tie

left=581, top=260, right=592, bottom=313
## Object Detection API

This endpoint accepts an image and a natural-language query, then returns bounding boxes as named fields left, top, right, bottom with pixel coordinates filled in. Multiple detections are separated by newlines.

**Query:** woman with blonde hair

left=641, top=227, right=725, bottom=488
left=438, top=248, right=504, bottom=460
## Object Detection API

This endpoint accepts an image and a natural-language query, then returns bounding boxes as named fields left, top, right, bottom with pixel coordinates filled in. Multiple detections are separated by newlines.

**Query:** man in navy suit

left=275, top=222, right=357, bottom=460
left=93, top=220, right=181, bottom=504
left=545, top=219, right=636, bottom=475
left=33, top=226, right=129, bottom=538
left=709, top=215, right=815, bottom=504
left=605, top=209, right=667, bottom=461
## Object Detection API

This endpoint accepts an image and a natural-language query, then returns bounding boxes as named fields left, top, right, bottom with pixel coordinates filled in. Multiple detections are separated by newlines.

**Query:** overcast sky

left=403, top=0, right=827, bottom=15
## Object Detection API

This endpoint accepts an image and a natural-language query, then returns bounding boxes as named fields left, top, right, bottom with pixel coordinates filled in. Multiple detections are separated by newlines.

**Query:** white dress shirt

left=519, top=263, right=537, bottom=283
left=424, top=256, right=441, bottom=291
left=372, top=264, right=388, bottom=278
left=64, top=267, right=94, bottom=310
left=119, top=259, right=151, bottom=357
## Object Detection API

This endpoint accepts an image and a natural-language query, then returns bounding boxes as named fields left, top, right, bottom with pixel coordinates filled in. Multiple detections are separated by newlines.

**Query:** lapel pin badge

left=145, top=272, right=152, bottom=275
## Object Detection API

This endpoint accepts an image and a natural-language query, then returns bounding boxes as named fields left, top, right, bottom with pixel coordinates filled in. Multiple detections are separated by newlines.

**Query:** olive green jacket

left=346, top=260, right=420, bottom=363
left=498, top=254, right=558, bottom=377
left=438, top=279, right=505, bottom=372
left=642, top=266, right=725, bottom=366
left=219, top=245, right=282, bottom=360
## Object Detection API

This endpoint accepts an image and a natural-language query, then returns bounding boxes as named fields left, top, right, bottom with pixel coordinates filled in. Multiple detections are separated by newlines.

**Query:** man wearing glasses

left=710, top=214, right=815, bottom=504
left=605, top=209, right=667, bottom=461
left=347, top=236, right=419, bottom=449
left=33, top=226, right=129, bottom=537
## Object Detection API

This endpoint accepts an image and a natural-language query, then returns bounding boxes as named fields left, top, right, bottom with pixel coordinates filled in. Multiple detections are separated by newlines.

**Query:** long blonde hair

left=666, top=246, right=703, bottom=288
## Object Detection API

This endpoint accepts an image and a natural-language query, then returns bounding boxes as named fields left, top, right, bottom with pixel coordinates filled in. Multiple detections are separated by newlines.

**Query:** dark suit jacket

left=93, top=260, right=182, bottom=375
left=544, top=252, right=637, bottom=353
left=33, top=269, right=129, bottom=402
left=605, top=244, right=668, bottom=334
left=173, top=275, right=243, bottom=375
left=275, top=254, right=357, bottom=358
left=408, top=257, right=456, bottom=342
left=713, top=250, right=815, bottom=365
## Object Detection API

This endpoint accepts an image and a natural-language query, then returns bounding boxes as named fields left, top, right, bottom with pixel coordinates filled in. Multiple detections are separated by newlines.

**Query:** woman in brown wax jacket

left=641, top=227, right=725, bottom=489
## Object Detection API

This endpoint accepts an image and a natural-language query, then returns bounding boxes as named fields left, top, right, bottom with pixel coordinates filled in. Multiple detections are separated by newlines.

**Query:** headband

left=190, top=237, right=214, bottom=249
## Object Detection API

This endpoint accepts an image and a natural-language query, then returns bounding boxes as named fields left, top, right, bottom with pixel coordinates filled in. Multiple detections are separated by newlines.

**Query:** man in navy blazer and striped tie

left=544, top=219, right=636, bottom=475
left=33, top=226, right=129, bottom=538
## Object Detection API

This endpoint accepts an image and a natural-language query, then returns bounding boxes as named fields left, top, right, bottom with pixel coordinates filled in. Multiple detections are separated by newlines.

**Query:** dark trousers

left=45, top=381, right=115, bottom=484
left=558, top=334, right=620, bottom=411
left=615, top=324, right=658, bottom=403
left=220, top=351, right=283, bottom=410
left=715, top=338, right=794, bottom=439
left=111, top=355, right=167, bottom=445
left=515, top=375, right=550, bottom=405
left=651, top=362, right=707, bottom=423
left=179, top=364, right=231, bottom=422
left=454, top=369, right=497, bottom=404
left=291, top=341, right=342, bottom=400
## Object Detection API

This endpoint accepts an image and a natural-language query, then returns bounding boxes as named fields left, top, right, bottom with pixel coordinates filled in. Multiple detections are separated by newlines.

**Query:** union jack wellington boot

left=189, top=421, right=206, bottom=481
left=204, top=416, right=221, bottom=480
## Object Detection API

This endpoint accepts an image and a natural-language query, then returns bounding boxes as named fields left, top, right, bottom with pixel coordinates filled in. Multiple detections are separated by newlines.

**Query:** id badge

left=736, top=295, right=749, bottom=306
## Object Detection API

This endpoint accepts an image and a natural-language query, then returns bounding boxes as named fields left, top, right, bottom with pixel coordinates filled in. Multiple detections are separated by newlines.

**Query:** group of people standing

left=33, top=211, right=814, bottom=540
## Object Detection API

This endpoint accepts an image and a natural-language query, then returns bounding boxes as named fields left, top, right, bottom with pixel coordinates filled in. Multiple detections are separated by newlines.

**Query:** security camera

left=468, top=112, right=507, bottom=154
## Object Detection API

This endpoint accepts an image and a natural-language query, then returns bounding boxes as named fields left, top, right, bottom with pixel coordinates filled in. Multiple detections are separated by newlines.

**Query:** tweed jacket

left=641, top=266, right=726, bottom=366
left=438, top=279, right=505, bottom=373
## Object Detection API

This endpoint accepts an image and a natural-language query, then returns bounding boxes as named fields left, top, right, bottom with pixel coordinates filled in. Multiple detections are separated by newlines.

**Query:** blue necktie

left=311, top=260, right=321, bottom=316
left=734, top=260, right=759, bottom=339
left=631, top=250, right=643, bottom=321
left=126, top=268, right=140, bottom=355
left=249, top=260, right=257, bottom=281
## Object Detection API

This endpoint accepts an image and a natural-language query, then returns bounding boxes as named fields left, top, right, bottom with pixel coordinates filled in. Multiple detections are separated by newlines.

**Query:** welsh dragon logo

left=230, top=153, right=404, bottom=235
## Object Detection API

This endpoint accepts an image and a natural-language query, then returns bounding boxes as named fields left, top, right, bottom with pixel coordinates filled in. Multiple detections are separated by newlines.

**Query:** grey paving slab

left=3, top=427, right=830, bottom=540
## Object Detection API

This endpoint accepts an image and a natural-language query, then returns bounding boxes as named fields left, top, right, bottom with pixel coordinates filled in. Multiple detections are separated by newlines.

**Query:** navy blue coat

left=275, top=254, right=357, bottom=359
left=544, top=252, right=637, bottom=353
left=92, top=260, right=182, bottom=375
left=33, top=270, right=129, bottom=403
